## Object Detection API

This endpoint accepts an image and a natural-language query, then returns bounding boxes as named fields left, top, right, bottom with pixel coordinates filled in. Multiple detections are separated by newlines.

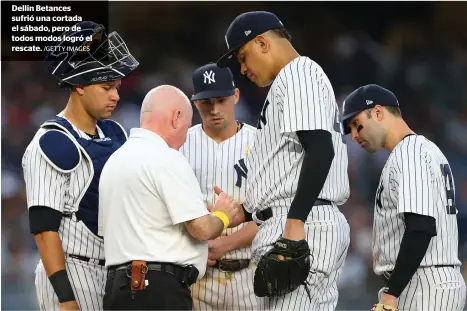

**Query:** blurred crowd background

left=2, top=1, right=467, bottom=310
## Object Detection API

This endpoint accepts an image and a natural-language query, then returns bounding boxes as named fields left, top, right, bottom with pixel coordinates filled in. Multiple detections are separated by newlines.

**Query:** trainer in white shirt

left=98, top=85, right=242, bottom=311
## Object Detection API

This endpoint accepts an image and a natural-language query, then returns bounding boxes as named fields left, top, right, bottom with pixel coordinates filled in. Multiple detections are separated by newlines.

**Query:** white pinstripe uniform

left=374, top=134, right=466, bottom=311
left=179, top=122, right=257, bottom=310
left=243, top=56, right=350, bottom=311
left=22, top=112, right=127, bottom=311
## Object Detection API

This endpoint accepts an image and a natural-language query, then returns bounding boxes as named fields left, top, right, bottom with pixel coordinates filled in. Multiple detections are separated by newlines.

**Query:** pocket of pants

left=104, top=272, right=115, bottom=295
left=434, top=280, right=465, bottom=290
left=305, top=220, right=336, bottom=232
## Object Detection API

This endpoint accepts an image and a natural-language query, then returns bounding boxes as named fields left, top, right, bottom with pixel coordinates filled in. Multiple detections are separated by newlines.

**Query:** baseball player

left=179, top=63, right=258, bottom=310
left=216, top=11, right=351, bottom=310
left=341, top=84, right=466, bottom=311
left=22, top=21, right=138, bottom=310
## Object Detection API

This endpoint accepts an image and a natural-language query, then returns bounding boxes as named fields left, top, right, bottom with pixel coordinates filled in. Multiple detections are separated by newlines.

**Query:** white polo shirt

left=98, top=128, right=210, bottom=279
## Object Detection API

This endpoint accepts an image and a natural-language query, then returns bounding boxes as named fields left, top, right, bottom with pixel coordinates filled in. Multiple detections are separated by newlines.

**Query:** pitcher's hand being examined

left=213, top=185, right=245, bottom=227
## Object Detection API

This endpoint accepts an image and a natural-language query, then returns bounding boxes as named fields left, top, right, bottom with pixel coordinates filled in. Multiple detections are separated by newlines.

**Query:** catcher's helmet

left=45, top=21, right=139, bottom=88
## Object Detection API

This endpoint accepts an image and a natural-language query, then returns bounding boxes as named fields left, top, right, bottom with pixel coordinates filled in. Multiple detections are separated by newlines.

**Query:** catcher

left=214, top=11, right=351, bottom=311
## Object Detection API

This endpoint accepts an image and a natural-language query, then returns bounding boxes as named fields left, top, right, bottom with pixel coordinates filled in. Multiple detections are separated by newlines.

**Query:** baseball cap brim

left=216, top=43, right=244, bottom=68
left=191, top=88, right=235, bottom=101
left=341, top=111, right=362, bottom=135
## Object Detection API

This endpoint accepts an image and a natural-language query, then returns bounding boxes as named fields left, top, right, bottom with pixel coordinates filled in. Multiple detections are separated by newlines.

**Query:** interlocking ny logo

left=234, top=158, right=248, bottom=188
left=203, top=70, right=216, bottom=84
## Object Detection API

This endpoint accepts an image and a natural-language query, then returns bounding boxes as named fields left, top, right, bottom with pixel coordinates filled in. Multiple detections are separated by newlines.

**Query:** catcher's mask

left=45, top=21, right=139, bottom=89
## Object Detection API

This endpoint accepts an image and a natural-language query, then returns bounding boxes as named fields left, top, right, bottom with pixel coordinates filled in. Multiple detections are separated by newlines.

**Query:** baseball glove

left=371, top=303, right=398, bottom=311
left=253, top=236, right=311, bottom=298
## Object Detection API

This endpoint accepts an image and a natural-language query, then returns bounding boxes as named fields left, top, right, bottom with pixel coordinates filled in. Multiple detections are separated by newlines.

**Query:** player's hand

left=213, top=185, right=245, bottom=227
left=228, top=205, right=245, bottom=228
left=211, top=186, right=237, bottom=222
left=208, top=238, right=227, bottom=260
left=279, top=219, right=306, bottom=260
left=371, top=291, right=398, bottom=310
left=207, top=259, right=217, bottom=267
left=371, top=303, right=398, bottom=311
left=59, top=300, right=80, bottom=311
left=212, top=186, right=244, bottom=227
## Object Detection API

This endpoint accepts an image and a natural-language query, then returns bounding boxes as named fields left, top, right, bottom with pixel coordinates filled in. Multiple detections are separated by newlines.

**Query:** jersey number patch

left=440, top=164, right=457, bottom=215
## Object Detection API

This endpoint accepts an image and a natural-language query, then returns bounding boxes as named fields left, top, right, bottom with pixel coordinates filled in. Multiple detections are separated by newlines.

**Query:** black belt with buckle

left=109, top=261, right=199, bottom=288
left=254, top=199, right=333, bottom=223
left=211, top=259, right=250, bottom=272
left=68, top=254, right=105, bottom=266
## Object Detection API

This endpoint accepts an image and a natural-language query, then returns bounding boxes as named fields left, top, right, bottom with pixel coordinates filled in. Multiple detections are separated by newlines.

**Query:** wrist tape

left=212, top=211, right=230, bottom=229
left=48, top=269, right=75, bottom=303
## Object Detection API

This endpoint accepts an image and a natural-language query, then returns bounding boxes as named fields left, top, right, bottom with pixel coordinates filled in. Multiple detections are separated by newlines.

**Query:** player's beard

left=365, top=126, right=387, bottom=153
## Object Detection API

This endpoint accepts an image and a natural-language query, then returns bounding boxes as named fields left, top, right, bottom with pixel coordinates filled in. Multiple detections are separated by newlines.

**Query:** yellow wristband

left=211, top=211, right=230, bottom=230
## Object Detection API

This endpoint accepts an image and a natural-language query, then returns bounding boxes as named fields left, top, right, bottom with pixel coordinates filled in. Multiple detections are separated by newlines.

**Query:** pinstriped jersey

left=242, top=56, right=349, bottom=214
left=179, top=123, right=256, bottom=260
left=22, top=112, right=127, bottom=261
left=373, top=135, right=462, bottom=274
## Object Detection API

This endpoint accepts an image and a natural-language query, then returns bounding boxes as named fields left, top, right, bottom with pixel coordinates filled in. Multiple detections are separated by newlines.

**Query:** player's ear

left=75, top=86, right=85, bottom=96
left=374, top=105, right=384, bottom=121
left=255, top=35, right=269, bottom=53
left=193, top=100, right=201, bottom=111
left=233, top=88, right=240, bottom=104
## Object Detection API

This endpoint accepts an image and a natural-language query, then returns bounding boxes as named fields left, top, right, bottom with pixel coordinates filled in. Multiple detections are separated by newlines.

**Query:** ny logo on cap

left=366, top=100, right=373, bottom=105
left=203, top=70, right=216, bottom=84
left=244, top=30, right=251, bottom=36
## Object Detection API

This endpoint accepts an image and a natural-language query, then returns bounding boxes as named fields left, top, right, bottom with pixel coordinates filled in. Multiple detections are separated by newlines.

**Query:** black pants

left=103, top=268, right=193, bottom=310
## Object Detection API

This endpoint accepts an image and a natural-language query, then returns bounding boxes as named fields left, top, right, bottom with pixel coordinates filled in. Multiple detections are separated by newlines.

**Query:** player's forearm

left=29, top=206, right=66, bottom=275
left=34, top=231, right=67, bottom=275
left=220, top=221, right=258, bottom=253
left=385, top=231, right=432, bottom=297
left=34, top=231, right=76, bottom=303
left=230, top=204, right=248, bottom=226
left=385, top=213, right=437, bottom=297
left=287, top=130, right=334, bottom=221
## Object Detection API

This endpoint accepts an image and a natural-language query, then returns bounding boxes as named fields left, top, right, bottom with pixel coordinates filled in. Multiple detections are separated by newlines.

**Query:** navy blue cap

left=341, top=84, right=399, bottom=134
left=217, top=11, right=284, bottom=68
left=191, top=63, right=236, bottom=101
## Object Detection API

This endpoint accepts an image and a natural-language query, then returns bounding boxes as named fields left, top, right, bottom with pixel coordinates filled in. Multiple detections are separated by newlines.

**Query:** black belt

left=108, top=262, right=199, bottom=288
left=254, top=199, right=333, bottom=223
left=62, top=211, right=81, bottom=221
left=68, top=254, right=105, bottom=266
left=211, top=259, right=250, bottom=272
left=382, top=265, right=456, bottom=282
